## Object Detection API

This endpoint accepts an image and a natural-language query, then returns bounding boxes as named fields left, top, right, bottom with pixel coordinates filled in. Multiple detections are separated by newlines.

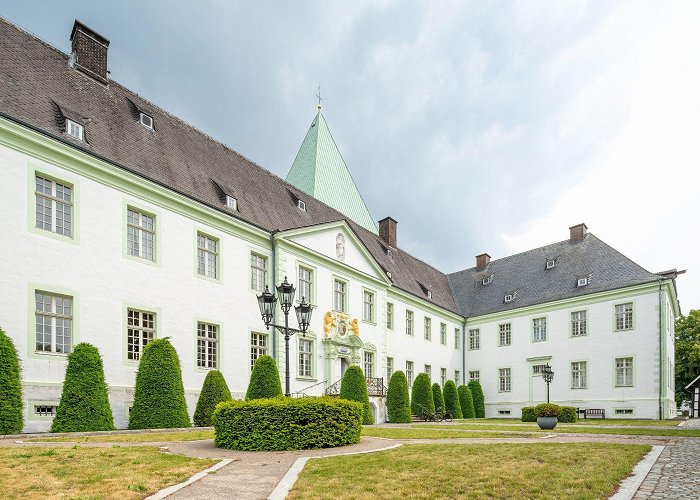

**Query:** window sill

left=33, top=350, right=68, bottom=358
left=195, top=273, right=222, bottom=285
left=296, top=376, right=318, bottom=382
left=615, top=385, right=634, bottom=388
left=362, top=320, right=377, bottom=326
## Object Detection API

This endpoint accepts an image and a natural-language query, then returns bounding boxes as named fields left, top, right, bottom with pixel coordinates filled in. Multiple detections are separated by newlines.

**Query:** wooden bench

left=580, top=408, right=605, bottom=419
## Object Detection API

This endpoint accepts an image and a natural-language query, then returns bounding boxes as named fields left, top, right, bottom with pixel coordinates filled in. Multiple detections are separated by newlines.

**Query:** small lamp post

left=257, top=276, right=313, bottom=397
left=542, top=363, right=554, bottom=403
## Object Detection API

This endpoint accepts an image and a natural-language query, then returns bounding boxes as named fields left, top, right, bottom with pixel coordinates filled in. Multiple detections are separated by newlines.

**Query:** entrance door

left=340, top=358, right=349, bottom=378
left=531, top=364, right=548, bottom=403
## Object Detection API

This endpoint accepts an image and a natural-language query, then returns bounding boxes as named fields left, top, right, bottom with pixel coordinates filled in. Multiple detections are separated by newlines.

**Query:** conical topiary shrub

left=443, top=380, right=462, bottom=419
left=129, top=338, right=190, bottom=429
left=51, top=343, right=114, bottom=432
left=410, top=373, right=434, bottom=416
left=458, top=384, right=475, bottom=418
left=339, top=365, right=373, bottom=424
left=246, top=355, right=283, bottom=400
left=468, top=380, right=485, bottom=418
left=193, top=370, right=232, bottom=427
left=386, top=370, right=411, bottom=423
left=0, top=328, right=23, bottom=435
left=432, top=382, right=445, bottom=412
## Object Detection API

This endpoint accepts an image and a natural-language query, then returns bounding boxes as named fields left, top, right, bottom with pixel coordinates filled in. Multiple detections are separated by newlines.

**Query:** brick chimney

left=569, top=223, right=588, bottom=243
left=70, top=20, right=110, bottom=84
left=379, top=217, right=397, bottom=248
left=476, top=253, right=491, bottom=270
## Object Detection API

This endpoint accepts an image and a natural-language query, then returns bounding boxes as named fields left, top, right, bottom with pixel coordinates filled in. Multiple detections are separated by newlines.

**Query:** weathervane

left=316, top=84, right=323, bottom=110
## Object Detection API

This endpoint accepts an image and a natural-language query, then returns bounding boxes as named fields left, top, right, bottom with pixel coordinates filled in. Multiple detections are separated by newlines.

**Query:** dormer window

left=482, top=275, right=493, bottom=285
left=546, top=259, right=556, bottom=270
left=577, top=277, right=589, bottom=287
left=387, top=271, right=392, bottom=280
left=65, top=119, right=84, bottom=140
left=225, top=195, right=237, bottom=210
left=504, top=294, right=514, bottom=303
left=386, top=247, right=393, bottom=258
left=297, top=199, right=306, bottom=211
left=139, top=112, right=153, bottom=129
left=427, top=291, right=433, bottom=300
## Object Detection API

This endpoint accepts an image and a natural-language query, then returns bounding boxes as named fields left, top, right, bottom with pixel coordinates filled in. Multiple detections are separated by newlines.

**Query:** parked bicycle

left=418, top=404, right=453, bottom=423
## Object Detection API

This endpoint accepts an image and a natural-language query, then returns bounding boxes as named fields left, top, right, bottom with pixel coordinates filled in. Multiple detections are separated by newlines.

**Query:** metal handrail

left=290, top=379, right=328, bottom=398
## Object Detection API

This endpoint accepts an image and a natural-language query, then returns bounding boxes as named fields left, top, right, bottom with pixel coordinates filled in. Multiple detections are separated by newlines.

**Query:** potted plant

left=535, top=403, right=561, bottom=430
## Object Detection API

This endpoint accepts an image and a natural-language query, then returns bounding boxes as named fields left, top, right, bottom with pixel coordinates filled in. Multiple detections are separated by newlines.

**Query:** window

left=424, top=317, right=432, bottom=341
left=427, top=291, right=433, bottom=300
left=499, top=368, right=511, bottom=392
left=546, top=259, right=556, bottom=269
left=498, top=323, right=511, bottom=346
left=127, top=309, right=155, bottom=361
left=363, top=290, right=375, bottom=322
left=250, top=332, right=268, bottom=369
left=299, top=338, right=313, bottom=377
left=441, top=368, right=447, bottom=386
left=424, top=364, right=431, bottom=380
left=615, top=303, right=633, bottom=331
left=406, top=310, right=414, bottom=336
left=386, top=302, right=394, bottom=330
left=406, top=361, right=414, bottom=387
left=297, top=199, right=306, bottom=211
left=616, top=357, right=633, bottom=387
left=571, top=361, right=587, bottom=389
left=532, top=317, right=547, bottom=342
left=35, top=292, right=73, bottom=354
left=504, top=294, right=514, bottom=303
left=469, top=370, right=480, bottom=382
left=532, top=364, right=546, bottom=376
left=482, top=275, right=492, bottom=285
left=468, top=329, right=480, bottom=350
left=127, top=208, right=155, bottom=261
left=250, top=254, right=267, bottom=292
left=455, top=328, right=460, bottom=349
left=333, top=279, right=347, bottom=312
left=571, top=310, right=587, bottom=337
left=454, top=370, right=460, bottom=384
left=197, top=233, right=219, bottom=279
left=35, top=175, right=73, bottom=237
left=298, top=266, right=313, bottom=303
left=225, top=195, right=237, bottom=210
left=387, top=357, right=394, bottom=381
left=34, top=405, right=57, bottom=417
left=65, top=119, right=84, bottom=140
left=196, top=322, right=218, bottom=369
left=498, top=410, right=512, bottom=416
left=139, top=112, right=153, bottom=129
left=364, top=351, right=375, bottom=377
left=577, top=277, right=589, bottom=287
left=440, top=323, right=447, bottom=345
left=614, top=408, right=634, bottom=416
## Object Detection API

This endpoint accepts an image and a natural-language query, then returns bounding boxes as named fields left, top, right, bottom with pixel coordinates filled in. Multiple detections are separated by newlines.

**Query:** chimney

left=379, top=217, right=398, bottom=248
left=476, top=253, right=491, bottom=270
left=70, top=20, right=110, bottom=84
left=569, top=223, right=588, bottom=243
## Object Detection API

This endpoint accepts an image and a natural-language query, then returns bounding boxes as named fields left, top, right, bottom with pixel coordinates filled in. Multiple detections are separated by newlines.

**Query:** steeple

left=286, top=111, right=378, bottom=234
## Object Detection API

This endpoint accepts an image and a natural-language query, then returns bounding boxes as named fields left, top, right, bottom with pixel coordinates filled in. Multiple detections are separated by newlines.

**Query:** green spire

left=286, top=111, right=378, bottom=233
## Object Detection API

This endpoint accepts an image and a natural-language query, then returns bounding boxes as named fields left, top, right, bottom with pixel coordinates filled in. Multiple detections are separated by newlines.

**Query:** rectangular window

left=127, top=208, right=155, bottom=261
left=197, top=233, right=219, bottom=279
left=66, top=119, right=84, bottom=140
left=532, top=364, right=546, bottom=376
left=616, top=357, right=633, bottom=387
left=469, top=370, right=480, bottom=382
left=615, top=303, right=633, bottom=331
left=406, top=310, right=414, bottom=336
left=34, top=405, right=57, bottom=417
left=406, top=361, right=414, bottom=387
left=387, top=357, right=394, bottom=381
left=424, top=364, right=431, bottom=380
left=533, top=317, right=547, bottom=342
left=35, top=292, right=73, bottom=354
left=498, top=410, right=512, bottom=416
left=571, top=361, right=588, bottom=389
left=499, top=368, right=511, bottom=392
left=614, top=408, right=634, bottom=416
left=455, top=328, right=460, bottom=349
left=250, top=254, right=267, bottom=292
left=440, top=323, right=447, bottom=345
left=498, top=323, right=512, bottom=346
left=469, top=329, right=480, bottom=350
left=250, top=332, right=268, bottom=369
left=386, top=302, right=394, bottom=330
left=363, top=290, right=375, bottom=322
left=571, top=310, right=587, bottom=337
left=298, top=266, right=313, bottom=303
left=455, top=370, right=460, bottom=385
left=364, top=351, right=375, bottom=377
left=196, top=322, right=218, bottom=369
left=441, top=368, right=447, bottom=386
left=127, top=308, right=155, bottom=361
left=35, top=175, right=73, bottom=237
left=333, top=279, right=347, bottom=312
left=299, top=338, right=313, bottom=377
left=424, top=317, right=432, bottom=341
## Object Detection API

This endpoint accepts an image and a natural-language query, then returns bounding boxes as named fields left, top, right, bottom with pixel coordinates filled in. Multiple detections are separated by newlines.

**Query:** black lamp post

left=257, top=276, right=313, bottom=397
left=542, top=363, right=554, bottom=403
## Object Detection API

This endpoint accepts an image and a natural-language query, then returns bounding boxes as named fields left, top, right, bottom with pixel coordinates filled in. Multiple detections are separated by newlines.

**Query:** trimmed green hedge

left=51, top=343, right=115, bottom=432
left=0, top=328, right=23, bottom=434
left=521, top=406, right=537, bottom=422
left=458, top=385, right=475, bottom=419
left=128, top=339, right=190, bottom=429
left=339, top=365, right=373, bottom=424
left=432, top=382, right=445, bottom=412
left=535, top=403, right=561, bottom=418
left=559, top=406, right=577, bottom=423
left=443, top=380, right=462, bottom=419
left=213, top=397, right=362, bottom=451
left=193, top=370, right=232, bottom=427
left=386, top=371, right=411, bottom=423
left=468, top=380, right=485, bottom=418
left=246, top=355, right=283, bottom=400
left=411, top=373, right=434, bottom=415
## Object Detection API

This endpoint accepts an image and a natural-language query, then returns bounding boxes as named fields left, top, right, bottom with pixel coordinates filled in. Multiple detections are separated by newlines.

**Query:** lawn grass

left=454, top=418, right=681, bottom=427
left=0, top=446, right=216, bottom=499
left=362, top=427, right=536, bottom=439
left=422, top=423, right=700, bottom=437
left=28, top=429, right=215, bottom=443
left=289, top=442, right=650, bottom=499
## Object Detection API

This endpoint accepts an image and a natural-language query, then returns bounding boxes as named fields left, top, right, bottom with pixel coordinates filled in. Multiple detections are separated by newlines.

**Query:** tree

left=386, top=370, right=411, bottom=423
left=245, top=355, right=283, bottom=400
left=129, top=338, right=190, bottom=429
left=675, top=310, right=700, bottom=405
left=458, top=385, right=475, bottom=418
left=0, top=328, right=23, bottom=434
left=410, top=373, right=434, bottom=415
left=339, top=365, right=373, bottom=424
left=193, top=370, right=232, bottom=427
left=468, top=380, right=485, bottom=418
left=432, top=382, right=445, bottom=412
left=51, top=343, right=114, bottom=432
left=443, top=380, right=462, bottom=419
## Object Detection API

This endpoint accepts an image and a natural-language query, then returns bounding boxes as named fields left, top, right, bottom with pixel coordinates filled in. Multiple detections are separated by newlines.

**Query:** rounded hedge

left=0, top=328, right=23, bottom=434
left=458, top=385, right=475, bottom=419
left=51, top=343, right=114, bottom=432
left=468, top=380, right=485, bottom=418
left=339, top=365, right=373, bottom=424
left=214, top=397, right=362, bottom=451
left=443, top=380, right=462, bottom=419
left=535, top=403, right=561, bottom=418
left=246, top=355, right=283, bottom=400
left=432, top=382, right=445, bottom=412
left=386, top=370, right=411, bottom=423
left=128, top=338, right=190, bottom=429
left=559, top=406, right=577, bottom=423
left=521, top=406, right=537, bottom=422
left=411, top=373, right=434, bottom=415
left=193, top=370, right=232, bottom=427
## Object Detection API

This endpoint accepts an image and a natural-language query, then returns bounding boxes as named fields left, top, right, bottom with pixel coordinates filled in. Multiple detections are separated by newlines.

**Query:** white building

left=0, top=19, right=680, bottom=431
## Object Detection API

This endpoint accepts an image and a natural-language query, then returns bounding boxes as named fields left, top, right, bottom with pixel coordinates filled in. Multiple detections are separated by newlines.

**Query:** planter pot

left=537, top=416, right=558, bottom=430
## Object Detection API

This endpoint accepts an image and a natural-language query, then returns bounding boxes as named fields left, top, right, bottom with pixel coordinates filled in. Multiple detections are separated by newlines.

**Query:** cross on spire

left=316, top=84, right=323, bottom=110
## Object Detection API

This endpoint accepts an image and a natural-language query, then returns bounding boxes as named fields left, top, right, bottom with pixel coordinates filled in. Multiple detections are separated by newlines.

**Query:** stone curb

left=3, top=426, right=212, bottom=441
left=145, top=458, right=233, bottom=500
left=608, top=445, right=664, bottom=500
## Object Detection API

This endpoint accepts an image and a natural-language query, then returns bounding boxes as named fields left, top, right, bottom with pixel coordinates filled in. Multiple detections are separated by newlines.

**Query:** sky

left=4, top=1, right=699, bottom=312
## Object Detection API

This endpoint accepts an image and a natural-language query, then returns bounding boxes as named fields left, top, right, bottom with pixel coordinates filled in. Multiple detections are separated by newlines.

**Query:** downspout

left=462, top=320, right=467, bottom=386
left=270, top=231, right=278, bottom=359
left=658, top=279, right=663, bottom=420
